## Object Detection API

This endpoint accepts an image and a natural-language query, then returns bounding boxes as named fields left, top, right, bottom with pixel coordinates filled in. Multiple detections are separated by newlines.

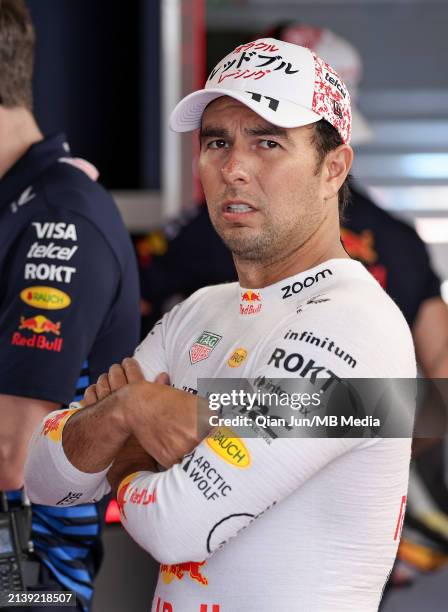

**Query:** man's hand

left=107, top=435, right=157, bottom=497
left=62, top=358, right=147, bottom=473
left=120, top=382, right=212, bottom=468
left=83, top=358, right=170, bottom=406
left=64, top=356, right=210, bottom=474
left=83, top=358, right=147, bottom=406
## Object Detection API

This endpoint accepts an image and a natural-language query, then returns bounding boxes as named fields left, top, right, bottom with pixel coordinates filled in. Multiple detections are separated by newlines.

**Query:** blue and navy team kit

left=0, top=134, right=140, bottom=610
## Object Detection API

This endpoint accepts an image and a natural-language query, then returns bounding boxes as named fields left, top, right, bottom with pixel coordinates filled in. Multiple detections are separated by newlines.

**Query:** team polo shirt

left=342, top=186, right=441, bottom=327
left=0, top=134, right=140, bottom=610
left=25, top=259, right=416, bottom=611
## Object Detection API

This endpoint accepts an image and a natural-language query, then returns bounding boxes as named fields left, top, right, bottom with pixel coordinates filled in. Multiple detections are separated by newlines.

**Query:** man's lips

left=221, top=200, right=258, bottom=216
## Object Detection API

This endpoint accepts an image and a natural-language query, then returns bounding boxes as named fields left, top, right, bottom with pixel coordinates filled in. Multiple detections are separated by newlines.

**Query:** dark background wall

left=27, top=0, right=160, bottom=189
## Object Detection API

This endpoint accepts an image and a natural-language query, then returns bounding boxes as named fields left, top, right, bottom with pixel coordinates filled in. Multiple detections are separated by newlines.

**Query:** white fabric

left=24, top=258, right=416, bottom=611
left=169, top=37, right=352, bottom=143
left=280, top=24, right=373, bottom=145
left=24, top=407, right=111, bottom=505
left=133, top=258, right=415, bottom=612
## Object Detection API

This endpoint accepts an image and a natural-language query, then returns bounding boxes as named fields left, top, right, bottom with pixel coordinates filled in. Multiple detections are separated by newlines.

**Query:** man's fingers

left=108, top=364, right=128, bottom=391
left=84, top=384, right=99, bottom=406
left=154, top=372, right=170, bottom=386
left=96, top=373, right=112, bottom=400
left=122, top=357, right=145, bottom=384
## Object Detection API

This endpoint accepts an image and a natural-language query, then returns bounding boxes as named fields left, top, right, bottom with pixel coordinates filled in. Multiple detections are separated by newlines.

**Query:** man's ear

left=321, top=144, right=353, bottom=201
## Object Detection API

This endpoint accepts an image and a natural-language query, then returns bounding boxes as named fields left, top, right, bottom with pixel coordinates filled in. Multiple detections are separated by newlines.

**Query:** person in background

left=0, top=1, right=140, bottom=610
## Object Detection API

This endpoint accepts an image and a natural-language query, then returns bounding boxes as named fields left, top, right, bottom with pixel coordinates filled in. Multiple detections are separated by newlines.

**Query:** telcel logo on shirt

left=207, top=427, right=251, bottom=468
left=20, top=286, right=71, bottom=310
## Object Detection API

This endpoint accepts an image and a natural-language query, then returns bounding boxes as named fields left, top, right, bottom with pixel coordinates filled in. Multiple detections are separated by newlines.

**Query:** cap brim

left=351, top=106, right=373, bottom=145
left=169, top=88, right=322, bottom=133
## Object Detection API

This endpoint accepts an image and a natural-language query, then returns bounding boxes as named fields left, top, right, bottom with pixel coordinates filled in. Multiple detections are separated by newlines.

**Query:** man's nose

left=220, top=154, right=251, bottom=185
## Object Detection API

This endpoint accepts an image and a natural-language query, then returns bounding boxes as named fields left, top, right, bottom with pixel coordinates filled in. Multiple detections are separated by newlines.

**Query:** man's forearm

left=63, top=391, right=130, bottom=473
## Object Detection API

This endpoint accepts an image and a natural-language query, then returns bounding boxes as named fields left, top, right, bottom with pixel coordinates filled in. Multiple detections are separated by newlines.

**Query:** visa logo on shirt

left=32, top=222, right=78, bottom=241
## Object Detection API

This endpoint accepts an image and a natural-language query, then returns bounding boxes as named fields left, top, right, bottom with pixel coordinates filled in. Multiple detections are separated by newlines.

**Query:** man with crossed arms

left=25, top=38, right=415, bottom=611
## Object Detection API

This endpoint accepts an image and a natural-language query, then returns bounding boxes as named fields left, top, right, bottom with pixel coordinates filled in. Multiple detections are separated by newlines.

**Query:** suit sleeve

left=0, top=211, right=120, bottom=404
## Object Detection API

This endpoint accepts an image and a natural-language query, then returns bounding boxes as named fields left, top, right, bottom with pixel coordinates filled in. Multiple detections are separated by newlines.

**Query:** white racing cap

left=170, top=37, right=352, bottom=144
left=278, top=24, right=372, bottom=145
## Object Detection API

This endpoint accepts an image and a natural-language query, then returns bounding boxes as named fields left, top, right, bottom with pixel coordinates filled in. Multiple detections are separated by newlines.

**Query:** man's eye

left=259, top=140, right=279, bottom=149
left=208, top=140, right=227, bottom=149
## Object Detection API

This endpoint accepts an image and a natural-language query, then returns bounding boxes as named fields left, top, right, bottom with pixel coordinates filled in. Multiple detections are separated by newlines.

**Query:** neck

left=0, top=106, right=43, bottom=178
left=234, top=205, right=349, bottom=288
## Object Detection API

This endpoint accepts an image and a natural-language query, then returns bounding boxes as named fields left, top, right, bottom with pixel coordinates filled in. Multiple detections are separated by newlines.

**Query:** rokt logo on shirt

left=189, top=331, right=222, bottom=365
left=20, top=286, right=71, bottom=310
left=24, top=263, right=76, bottom=283
left=32, top=222, right=77, bottom=241
left=207, top=427, right=251, bottom=468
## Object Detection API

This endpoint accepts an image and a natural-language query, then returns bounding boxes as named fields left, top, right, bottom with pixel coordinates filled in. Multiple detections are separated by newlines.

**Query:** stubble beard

left=211, top=215, right=301, bottom=263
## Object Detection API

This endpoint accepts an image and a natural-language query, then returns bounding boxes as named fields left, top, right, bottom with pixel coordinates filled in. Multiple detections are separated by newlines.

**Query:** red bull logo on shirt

left=19, top=314, right=61, bottom=335
left=128, top=485, right=157, bottom=506
left=116, top=472, right=141, bottom=521
left=340, top=228, right=377, bottom=265
left=340, top=229, right=387, bottom=288
left=240, top=290, right=262, bottom=315
left=11, top=314, right=63, bottom=352
left=41, top=409, right=77, bottom=442
left=160, top=560, right=208, bottom=586
left=189, top=331, right=222, bottom=365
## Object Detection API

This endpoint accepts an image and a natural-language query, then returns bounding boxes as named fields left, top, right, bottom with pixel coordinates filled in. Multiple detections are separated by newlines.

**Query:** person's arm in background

left=0, top=209, right=122, bottom=491
left=413, top=296, right=448, bottom=378
left=411, top=296, right=448, bottom=456
left=0, top=396, right=59, bottom=489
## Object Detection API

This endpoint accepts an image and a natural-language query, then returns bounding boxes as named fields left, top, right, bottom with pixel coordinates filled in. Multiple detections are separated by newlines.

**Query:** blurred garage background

left=24, top=1, right=448, bottom=610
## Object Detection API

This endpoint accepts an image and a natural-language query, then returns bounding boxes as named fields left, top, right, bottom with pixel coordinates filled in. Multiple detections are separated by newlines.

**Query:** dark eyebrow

left=245, top=124, right=290, bottom=139
left=200, top=124, right=291, bottom=141
left=199, top=126, right=231, bottom=140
